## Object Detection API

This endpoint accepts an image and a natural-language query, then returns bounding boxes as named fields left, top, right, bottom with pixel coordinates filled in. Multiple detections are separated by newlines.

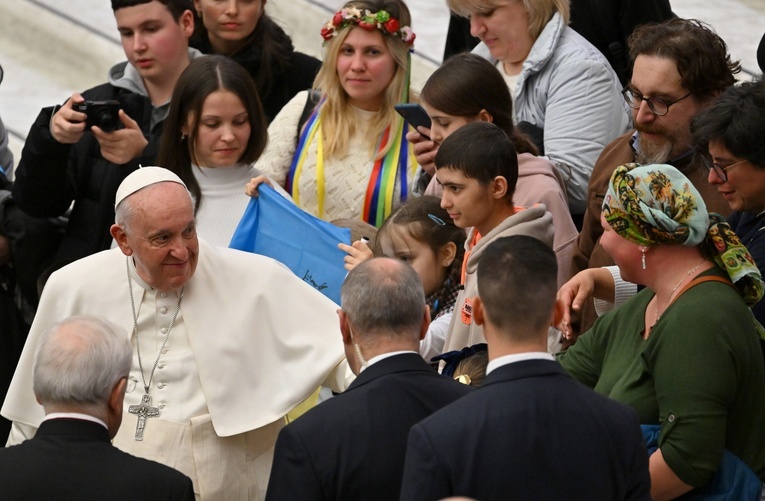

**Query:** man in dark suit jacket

left=0, top=315, right=193, bottom=500
left=265, top=258, right=472, bottom=501
left=400, top=236, right=651, bottom=501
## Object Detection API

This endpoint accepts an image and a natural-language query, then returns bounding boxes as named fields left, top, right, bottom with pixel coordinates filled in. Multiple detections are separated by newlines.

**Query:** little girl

left=341, top=196, right=466, bottom=361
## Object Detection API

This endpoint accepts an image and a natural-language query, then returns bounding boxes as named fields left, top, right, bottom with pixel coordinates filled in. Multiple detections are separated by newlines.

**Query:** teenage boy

left=12, top=0, right=198, bottom=269
left=435, top=121, right=557, bottom=356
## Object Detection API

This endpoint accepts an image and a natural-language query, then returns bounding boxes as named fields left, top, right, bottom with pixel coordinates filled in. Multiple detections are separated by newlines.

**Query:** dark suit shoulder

left=419, top=361, right=638, bottom=438
left=289, top=355, right=470, bottom=434
left=268, top=354, right=471, bottom=501
left=0, top=420, right=194, bottom=501
left=403, top=363, right=650, bottom=501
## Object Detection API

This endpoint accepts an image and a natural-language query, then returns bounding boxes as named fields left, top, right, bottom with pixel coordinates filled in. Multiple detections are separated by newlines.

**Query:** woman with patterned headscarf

left=558, top=163, right=765, bottom=500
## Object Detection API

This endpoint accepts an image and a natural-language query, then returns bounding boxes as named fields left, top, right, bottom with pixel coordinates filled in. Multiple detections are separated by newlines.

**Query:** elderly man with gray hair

left=0, top=315, right=194, bottom=500
left=267, top=258, right=472, bottom=501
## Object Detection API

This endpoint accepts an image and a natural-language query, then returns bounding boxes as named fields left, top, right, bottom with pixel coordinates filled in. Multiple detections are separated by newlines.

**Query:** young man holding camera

left=11, top=0, right=198, bottom=269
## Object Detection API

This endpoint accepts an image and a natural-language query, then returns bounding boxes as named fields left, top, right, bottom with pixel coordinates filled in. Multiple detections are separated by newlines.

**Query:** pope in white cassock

left=1, top=167, right=352, bottom=499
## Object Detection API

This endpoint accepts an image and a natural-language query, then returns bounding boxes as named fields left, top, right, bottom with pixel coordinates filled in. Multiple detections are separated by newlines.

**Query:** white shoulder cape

left=2, top=239, right=347, bottom=437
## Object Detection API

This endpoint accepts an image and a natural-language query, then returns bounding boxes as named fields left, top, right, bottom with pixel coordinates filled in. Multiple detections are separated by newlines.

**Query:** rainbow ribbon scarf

left=286, top=101, right=416, bottom=227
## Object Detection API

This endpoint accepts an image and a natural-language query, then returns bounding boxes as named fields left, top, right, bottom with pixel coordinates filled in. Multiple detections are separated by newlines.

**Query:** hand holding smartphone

left=395, top=103, right=431, bottom=140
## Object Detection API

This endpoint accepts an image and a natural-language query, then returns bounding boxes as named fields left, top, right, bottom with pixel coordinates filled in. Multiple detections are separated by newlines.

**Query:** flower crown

left=320, top=7, right=416, bottom=46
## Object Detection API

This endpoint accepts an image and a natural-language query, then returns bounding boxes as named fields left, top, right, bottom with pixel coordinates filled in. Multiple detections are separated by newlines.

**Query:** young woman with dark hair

left=190, top=0, right=321, bottom=122
left=157, top=55, right=286, bottom=245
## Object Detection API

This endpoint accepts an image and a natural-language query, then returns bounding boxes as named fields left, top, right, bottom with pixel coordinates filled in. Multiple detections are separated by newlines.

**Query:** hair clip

left=428, top=214, right=446, bottom=226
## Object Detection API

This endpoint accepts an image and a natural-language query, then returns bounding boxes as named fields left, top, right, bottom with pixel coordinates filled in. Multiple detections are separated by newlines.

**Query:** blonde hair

left=453, top=350, right=488, bottom=387
left=446, top=0, right=569, bottom=41
left=313, top=0, right=412, bottom=159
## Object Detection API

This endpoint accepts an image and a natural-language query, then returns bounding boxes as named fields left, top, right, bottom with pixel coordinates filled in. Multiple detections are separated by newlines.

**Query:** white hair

left=33, top=315, right=132, bottom=407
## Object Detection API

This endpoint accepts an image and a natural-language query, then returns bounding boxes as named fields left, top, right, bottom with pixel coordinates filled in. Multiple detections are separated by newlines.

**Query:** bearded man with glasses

left=569, top=18, right=738, bottom=336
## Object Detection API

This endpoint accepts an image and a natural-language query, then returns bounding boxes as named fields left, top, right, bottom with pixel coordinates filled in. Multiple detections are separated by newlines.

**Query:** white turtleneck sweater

left=193, top=164, right=291, bottom=246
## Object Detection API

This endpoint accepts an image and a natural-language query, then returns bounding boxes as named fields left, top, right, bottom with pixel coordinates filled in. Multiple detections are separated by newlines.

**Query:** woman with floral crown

left=248, top=0, right=419, bottom=227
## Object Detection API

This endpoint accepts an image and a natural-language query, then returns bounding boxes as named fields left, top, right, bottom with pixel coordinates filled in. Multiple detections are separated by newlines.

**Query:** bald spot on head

left=340, top=257, right=426, bottom=340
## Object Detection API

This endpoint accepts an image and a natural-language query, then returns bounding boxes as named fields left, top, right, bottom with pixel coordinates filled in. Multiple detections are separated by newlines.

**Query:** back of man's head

left=435, top=121, right=519, bottom=201
left=34, top=316, right=132, bottom=415
left=341, top=258, right=426, bottom=342
left=692, top=79, right=765, bottom=167
left=628, top=18, right=740, bottom=99
left=477, top=236, right=557, bottom=341
left=111, top=0, right=191, bottom=20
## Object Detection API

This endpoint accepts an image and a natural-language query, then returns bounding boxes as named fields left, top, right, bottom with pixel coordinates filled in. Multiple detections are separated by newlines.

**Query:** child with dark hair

left=413, top=53, right=577, bottom=286
left=434, top=122, right=561, bottom=357
left=341, top=195, right=466, bottom=361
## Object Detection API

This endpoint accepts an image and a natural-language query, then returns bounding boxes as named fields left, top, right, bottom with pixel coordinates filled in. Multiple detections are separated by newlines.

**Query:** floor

left=0, top=0, right=762, bottom=177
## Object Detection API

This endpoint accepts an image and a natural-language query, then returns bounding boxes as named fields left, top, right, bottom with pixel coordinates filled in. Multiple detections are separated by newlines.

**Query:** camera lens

left=95, top=110, right=117, bottom=132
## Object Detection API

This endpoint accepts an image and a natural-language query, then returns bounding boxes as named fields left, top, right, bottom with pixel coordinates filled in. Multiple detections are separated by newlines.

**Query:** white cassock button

left=160, top=327, right=168, bottom=334
left=160, top=307, right=168, bottom=314
left=159, top=403, right=166, bottom=409
left=158, top=363, right=165, bottom=369
left=157, top=382, right=165, bottom=389
left=160, top=292, right=167, bottom=298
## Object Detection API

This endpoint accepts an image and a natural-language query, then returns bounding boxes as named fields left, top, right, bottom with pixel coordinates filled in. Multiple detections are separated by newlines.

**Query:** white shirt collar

left=43, top=412, right=108, bottom=430
left=486, top=352, right=555, bottom=375
left=360, top=350, right=418, bottom=373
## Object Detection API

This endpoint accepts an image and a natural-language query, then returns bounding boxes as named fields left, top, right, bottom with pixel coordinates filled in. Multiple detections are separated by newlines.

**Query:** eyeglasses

left=701, top=157, right=747, bottom=182
left=621, top=88, right=692, bottom=116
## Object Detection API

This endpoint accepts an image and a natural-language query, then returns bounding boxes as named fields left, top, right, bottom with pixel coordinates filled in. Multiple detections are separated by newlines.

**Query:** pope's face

left=114, top=182, right=199, bottom=291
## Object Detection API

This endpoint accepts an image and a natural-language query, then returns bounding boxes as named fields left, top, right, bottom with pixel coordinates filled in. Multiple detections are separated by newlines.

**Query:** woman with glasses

left=407, top=0, right=630, bottom=222
left=559, top=162, right=765, bottom=500
left=693, top=79, right=765, bottom=328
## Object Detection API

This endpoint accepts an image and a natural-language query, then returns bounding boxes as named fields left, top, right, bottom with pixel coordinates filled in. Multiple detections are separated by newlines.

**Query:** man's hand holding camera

left=91, top=110, right=148, bottom=165
left=51, top=93, right=148, bottom=165
left=50, top=93, right=88, bottom=145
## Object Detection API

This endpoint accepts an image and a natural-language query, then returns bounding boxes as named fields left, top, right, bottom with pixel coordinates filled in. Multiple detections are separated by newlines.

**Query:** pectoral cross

left=128, top=393, right=160, bottom=441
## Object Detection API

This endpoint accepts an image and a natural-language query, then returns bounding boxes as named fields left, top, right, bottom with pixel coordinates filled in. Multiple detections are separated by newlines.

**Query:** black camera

left=73, top=100, right=121, bottom=132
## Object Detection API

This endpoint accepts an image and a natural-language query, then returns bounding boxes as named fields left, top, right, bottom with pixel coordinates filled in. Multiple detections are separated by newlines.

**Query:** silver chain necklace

left=653, top=263, right=703, bottom=326
left=125, top=257, right=185, bottom=440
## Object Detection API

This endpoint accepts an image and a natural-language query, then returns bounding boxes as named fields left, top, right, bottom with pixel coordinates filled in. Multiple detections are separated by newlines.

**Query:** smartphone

left=395, top=103, right=431, bottom=139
